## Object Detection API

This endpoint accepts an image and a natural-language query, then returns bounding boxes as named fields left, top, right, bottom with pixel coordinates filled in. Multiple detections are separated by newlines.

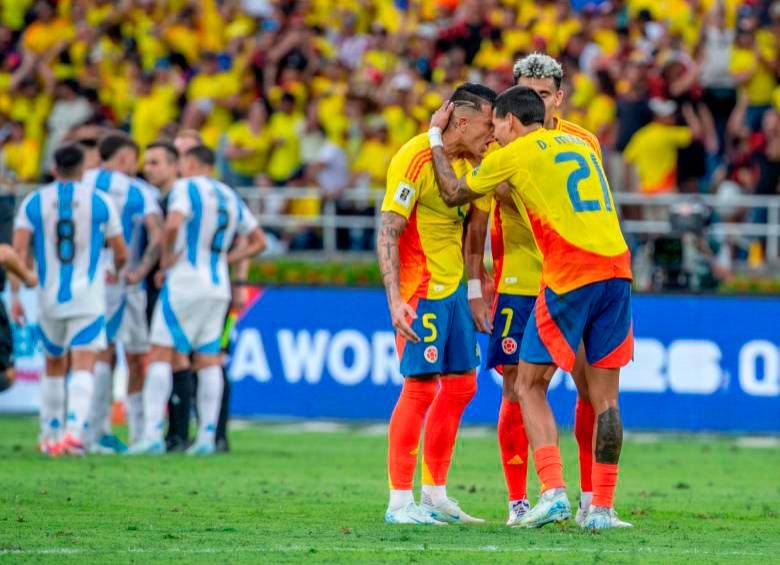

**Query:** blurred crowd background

left=0, top=0, right=778, bottom=277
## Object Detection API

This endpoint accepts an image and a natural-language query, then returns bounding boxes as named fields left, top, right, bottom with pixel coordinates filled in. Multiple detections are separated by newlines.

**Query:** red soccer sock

left=592, top=463, right=619, bottom=508
left=574, top=399, right=596, bottom=493
left=533, top=445, right=566, bottom=492
left=387, top=379, right=438, bottom=490
left=498, top=398, right=529, bottom=501
left=422, top=372, right=477, bottom=486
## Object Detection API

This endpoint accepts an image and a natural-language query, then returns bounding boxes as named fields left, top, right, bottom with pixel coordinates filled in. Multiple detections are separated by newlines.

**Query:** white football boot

left=582, top=505, right=633, bottom=530
left=420, top=498, right=485, bottom=524
left=385, top=502, right=446, bottom=525
left=515, top=488, right=572, bottom=528
left=506, top=499, right=531, bottom=526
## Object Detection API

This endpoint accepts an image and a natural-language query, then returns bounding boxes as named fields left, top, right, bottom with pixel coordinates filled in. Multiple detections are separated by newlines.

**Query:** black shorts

left=0, top=301, right=13, bottom=372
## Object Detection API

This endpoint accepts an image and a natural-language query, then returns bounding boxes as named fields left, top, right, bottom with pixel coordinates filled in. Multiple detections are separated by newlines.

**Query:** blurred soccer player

left=429, top=87, right=633, bottom=530
left=128, top=140, right=193, bottom=450
left=81, top=133, right=163, bottom=453
left=0, top=244, right=38, bottom=392
left=129, top=146, right=265, bottom=455
left=465, top=53, right=603, bottom=524
left=11, top=144, right=127, bottom=455
left=378, top=84, right=496, bottom=525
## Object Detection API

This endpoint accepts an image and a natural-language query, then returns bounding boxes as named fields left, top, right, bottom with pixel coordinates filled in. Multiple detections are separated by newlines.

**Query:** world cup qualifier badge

left=502, top=337, right=518, bottom=355
left=424, top=345, right=439, bottom=363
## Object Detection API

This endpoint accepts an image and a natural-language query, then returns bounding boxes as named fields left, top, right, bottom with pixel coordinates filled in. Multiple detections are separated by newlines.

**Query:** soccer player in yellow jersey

left=465, top=53, right=603, bottom=526
left=378, top=84, right=496, bottom=525
left=428, top=86, right=633, bottom=530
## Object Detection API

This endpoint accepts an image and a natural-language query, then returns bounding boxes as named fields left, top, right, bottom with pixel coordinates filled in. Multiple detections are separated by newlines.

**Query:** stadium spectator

left=224, top=99, right=271, bottom=188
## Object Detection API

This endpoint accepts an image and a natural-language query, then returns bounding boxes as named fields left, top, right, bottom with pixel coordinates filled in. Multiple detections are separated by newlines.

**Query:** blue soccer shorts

left=396, top=286, right=480, bottom=377
left=521, top=278, right=633, bottom=372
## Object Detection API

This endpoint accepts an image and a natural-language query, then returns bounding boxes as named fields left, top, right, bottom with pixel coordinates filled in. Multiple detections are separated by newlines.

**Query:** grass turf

left=0, top=416, right=779, bottom=563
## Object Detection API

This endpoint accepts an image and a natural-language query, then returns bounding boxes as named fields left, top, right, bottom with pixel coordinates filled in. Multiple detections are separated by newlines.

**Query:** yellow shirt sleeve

left=668, top=126, right=693, bottom=147
left=465, top=145, right=514, bottom=195
left=381, top=154, right=422, bottom=220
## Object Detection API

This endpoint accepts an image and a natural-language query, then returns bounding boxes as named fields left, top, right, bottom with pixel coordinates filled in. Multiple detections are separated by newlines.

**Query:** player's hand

left=10, top=297, right=25, bottom=325
left=124, top=269, right=143, bottom=286
left=430, top=100, right=455, bottom=131
left=391, top=301, right=420, bottom=343
left=469, top=297, right=493, bottom=334
left=23, top=271, right=38, bottom=288
left=232, top=284, right=247, bottom=313
left=106, top=271, right=119, bottom=285
left=154, top=270, right=166, bottom=289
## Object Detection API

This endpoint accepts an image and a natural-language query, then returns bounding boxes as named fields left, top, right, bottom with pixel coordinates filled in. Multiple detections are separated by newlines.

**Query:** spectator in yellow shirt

left=224, top=99, right=272, bottom=187
left=266, top=92, right=303, bottom=185
left=623, top=98, right=702, bottom=195
left=1, top=121, right=40, bottom=181
left=729, top=24, right=777, bottom=131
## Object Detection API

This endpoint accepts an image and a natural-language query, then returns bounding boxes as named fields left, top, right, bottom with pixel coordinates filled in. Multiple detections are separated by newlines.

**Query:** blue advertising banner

left=228, top=288, right=780, bottom=433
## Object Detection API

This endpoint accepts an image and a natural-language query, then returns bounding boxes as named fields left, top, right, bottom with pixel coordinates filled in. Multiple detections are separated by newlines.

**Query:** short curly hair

left=512, top=53, right=564, bottom=89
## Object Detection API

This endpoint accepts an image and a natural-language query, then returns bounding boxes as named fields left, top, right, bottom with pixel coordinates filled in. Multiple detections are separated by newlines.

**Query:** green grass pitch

left=1, top=416, right=779, bottom=563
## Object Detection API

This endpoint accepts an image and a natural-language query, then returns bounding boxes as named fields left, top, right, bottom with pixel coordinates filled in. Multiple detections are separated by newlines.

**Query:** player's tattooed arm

left=429, top=100, right=481, bottom=207
left=429, top=146, right=479, bottom=207
left=595, top=406, right=623, bottom=464
left=377, top=212, right=420, bottom=343
left=464, top=208, right=493, bottom=333
left=126, top=213, right=163, bottom=285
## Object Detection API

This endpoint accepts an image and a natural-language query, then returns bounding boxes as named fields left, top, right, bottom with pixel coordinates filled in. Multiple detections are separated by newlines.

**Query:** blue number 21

left=554, top=151, right=612, bottom=213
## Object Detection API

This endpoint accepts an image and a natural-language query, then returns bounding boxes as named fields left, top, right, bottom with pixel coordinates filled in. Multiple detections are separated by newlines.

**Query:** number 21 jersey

left=165, top=176, right=257, bottom=301
left=466, top=128, right=632, bottom=294
left=14, top=181, right=122, bottom=318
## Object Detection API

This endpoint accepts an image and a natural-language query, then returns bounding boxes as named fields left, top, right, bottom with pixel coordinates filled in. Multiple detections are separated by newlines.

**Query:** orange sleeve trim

left=491, top=203, right=505, bottom=288
left=404, top=148, right=432, bottom=179
left=409, top=154, right=432, bottom=182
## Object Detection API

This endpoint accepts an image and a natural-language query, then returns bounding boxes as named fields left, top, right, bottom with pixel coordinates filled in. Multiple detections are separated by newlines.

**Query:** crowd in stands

left=0, top=0, right=778, bottom=255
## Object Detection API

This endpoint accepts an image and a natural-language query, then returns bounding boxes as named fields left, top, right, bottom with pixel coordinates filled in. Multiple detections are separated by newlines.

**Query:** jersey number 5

left=555, top=152, right=612, bottom=213
left=56, top=219, right=75, bottom=264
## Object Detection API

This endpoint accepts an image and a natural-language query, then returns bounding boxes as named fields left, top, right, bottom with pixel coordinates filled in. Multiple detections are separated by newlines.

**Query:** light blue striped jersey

left=82, top=168, right=161, bottom=288
left=14, top=181, right=121, bottom=318
left=166, top=176, right=258, bottom=301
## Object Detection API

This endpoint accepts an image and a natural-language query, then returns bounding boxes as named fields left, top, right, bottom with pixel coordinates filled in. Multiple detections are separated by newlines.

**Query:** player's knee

left=46, top=355, right=68, bottom=376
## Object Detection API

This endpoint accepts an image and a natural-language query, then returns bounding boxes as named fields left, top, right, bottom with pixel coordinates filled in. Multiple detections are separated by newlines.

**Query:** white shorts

left=38, top=313, right=107, bottom=357
left=149, top=286, right=228, bottom=355
left=105, top=283, right=126, bottom=344
left=117, top=288, right=149, bottom=354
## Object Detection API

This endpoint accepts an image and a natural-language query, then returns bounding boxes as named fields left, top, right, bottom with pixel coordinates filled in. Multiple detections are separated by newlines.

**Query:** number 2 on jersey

left=211, top=201, right=229, bottom=253
left=555, top=151, right=612, bottom=213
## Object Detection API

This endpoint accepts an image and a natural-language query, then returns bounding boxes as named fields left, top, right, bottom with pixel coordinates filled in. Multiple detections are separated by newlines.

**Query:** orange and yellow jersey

left=623, top=123, right=692, bottom=194
left=382, top=134, right=473, bottom=303
left=466, top=128, right=631, bottom=295
left=480, top=119, right=602, bottom=296
left=554, top=117, right=602, bottom=161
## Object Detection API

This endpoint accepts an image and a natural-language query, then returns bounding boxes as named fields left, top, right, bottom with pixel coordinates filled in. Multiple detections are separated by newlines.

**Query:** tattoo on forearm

left=430, top=146, right=472, bottom=206
left=377, top=213, right=405, bottom=303
left=595, top=407, right=623, bottom=464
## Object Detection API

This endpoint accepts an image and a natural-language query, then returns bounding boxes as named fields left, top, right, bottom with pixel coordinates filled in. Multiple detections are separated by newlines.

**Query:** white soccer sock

left=421, top=484, right=448, bottom=506
left=195, top=365, right=223, bottom=446
left=388, top=489, right=414, bottom=510
left=40, top=375, right=66, bottom=443
left=143, top=362, right=172, bottom=443
left=66, top=370, right=94, bottom=440
left=126, top=392, right=144, bottom=445
left=580, top=491, right=593, bottom=510
left=88, top=361, right=113, bottom=442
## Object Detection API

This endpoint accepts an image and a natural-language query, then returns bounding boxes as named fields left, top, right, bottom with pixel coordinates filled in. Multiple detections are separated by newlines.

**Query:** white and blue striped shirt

left=14, top=181, right=122, bottom=318
left=166, top=176, right=258, bottom=301
left=82, top=168, right=161, bottom=287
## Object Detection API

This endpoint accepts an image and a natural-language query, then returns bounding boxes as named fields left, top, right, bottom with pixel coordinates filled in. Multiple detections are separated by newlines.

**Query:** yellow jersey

left=623, top=123, right=692, bottom=194
left=225, top=122, right=271, bottom=177
left=382, top=134, right=472, bottom=302
left=466, top=128, right=631, bottom=295
left=483, top=118, right=602, bottom=296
